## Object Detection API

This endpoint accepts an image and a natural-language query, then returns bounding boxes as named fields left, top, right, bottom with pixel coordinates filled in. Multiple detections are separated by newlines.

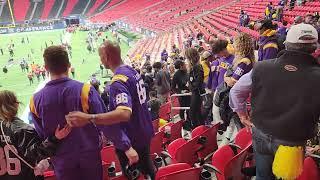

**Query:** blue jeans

left=252, top=128, right=279, bottom=180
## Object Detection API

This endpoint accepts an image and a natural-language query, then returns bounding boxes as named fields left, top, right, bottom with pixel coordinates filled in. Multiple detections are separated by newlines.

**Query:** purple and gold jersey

left=101, top=65, right=154, bottom=151
left=30, top=77, right=106, bottom=168
left=207, top=55, right=234, bottom=91
left=231, top=58, right=253, bottom=81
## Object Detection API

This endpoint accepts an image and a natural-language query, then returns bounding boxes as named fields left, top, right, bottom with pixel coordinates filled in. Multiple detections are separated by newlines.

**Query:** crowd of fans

left=0, top=0, right=320, bottom=180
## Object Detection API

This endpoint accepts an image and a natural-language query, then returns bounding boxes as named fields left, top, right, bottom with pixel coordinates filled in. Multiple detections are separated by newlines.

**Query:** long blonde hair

left=233, top=33, right=255, bottom=68
left=0, top=90, right=19, bottom=122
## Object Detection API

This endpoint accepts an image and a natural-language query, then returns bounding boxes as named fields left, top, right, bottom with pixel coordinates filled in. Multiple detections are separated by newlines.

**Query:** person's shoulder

left=10, top=118, right=35, bottom=134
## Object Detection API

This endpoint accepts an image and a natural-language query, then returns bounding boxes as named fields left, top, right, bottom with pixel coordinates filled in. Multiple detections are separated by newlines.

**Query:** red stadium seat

left=191, top=125, right=209, bottom=138
left=167, top=138, right=188, bottom=160
left=156, top=167, right=202, bottom=180
left=159, top=120, right=183, bottom=145
left=297, top=157, right=320, bottom=180
left=100, top=145, right=122, bottom=173
left=150, top=130, right=165, bottom=155
left=211, top=145, right=236, bottom=180
left=152, top=119, right=160, bottom=133
left=155, top=163, right=192, bottom=179
left=234, top=128, right=252, bottom=150
left=224, top=142, right=253, bottom=180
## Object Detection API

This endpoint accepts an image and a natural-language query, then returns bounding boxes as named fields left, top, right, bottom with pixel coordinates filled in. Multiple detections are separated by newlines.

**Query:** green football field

left=0, top=30, right=132, bottom=117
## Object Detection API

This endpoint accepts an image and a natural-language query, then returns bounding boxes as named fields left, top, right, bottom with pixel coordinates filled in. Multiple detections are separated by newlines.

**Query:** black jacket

left=251, top=50, right=320, bottom=143
left=189, top=64, right=205, bottom=94
left=172, top=70, right=189, bottom=94
left=0, top=118, right=61, bottom=180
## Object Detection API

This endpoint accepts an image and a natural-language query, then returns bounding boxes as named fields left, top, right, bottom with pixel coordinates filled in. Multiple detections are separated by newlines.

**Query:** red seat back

left=159, top=102, right=171, bottom=120
left=197, top=123, right=219, bottom=159
left=211, top=145, right=236, bottom=180
left=234, top=128, right=252, bottom=150
left=156, top=163, right=191, bottom=179
left=150, top=131, right=165, bottom=155
left=174, top=137, right=202, bottom=165
left=224, top=142, right=252, bottom=180
left=152, top=119, right=160, bottom=133
left=297, top=157, right=320, bottom=180
left=157, top=167, right=202, bottom=180
left=159, top=121, right=183, bottom=144
left=167, top=138, right=187, bottom=160
left=100, top=145, right=121, bottom=172
left=191, top=125, right=209, bottom=138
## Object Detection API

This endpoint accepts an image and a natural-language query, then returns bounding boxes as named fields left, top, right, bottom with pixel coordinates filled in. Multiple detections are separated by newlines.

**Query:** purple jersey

left=207, top=55, right=234, bottom=91
left=30, top=78, right=106, bottom=169
left=101, top=65, right=154, bottom=151
left=232, top=58, right=253, bottom=80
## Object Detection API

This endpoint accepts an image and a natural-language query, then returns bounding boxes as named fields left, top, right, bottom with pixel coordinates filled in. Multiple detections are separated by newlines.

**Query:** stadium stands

left=41, top=0, right=55, bottom=20
left=13, top=0, right=30, bottom=22
left=87, top=0, right=107, bottom=16
left=62, top=0, right=79, bottom=17
left=126, top=0, right=320, bottom=62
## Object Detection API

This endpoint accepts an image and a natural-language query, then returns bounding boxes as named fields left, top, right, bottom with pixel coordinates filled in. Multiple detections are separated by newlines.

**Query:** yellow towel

left=159, top=118, right=168, bottom=128
left=272, top=145, right=304, bottom=180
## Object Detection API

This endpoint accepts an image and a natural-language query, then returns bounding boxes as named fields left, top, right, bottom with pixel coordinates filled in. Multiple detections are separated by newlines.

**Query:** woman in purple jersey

left=0, top=90, right=71, bottom=180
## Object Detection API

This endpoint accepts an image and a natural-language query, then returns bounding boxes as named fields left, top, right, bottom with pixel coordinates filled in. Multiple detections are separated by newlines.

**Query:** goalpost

left=0, top=0, right=15, bottom=29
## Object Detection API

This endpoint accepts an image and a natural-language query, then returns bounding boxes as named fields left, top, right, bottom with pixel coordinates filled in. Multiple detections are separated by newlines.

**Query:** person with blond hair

left=217, top=33, right=255, bottom=140
left=0, top=90, right=71, bottom=180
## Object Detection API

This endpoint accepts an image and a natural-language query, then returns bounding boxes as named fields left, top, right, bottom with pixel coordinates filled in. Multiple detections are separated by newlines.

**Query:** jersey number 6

left=136, top=79, right=146, bottom=105
left=0, top=145, right=21, bottom=175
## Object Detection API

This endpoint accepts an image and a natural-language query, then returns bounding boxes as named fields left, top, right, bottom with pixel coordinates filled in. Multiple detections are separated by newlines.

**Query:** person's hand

left=54, top=124, right=72, bottom=140
left=306, top=145, right=320, bottom=154
left=238, top=112, right=254, bottom=132
left=65, top=111, right=91, bottom=127
left=224, top=77, right=236, bottom=87
left=125, top=147, right=139, bottom=165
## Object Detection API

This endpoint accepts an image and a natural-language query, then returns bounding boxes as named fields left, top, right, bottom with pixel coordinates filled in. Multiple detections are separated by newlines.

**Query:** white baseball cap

left=286, top=23, right=318, bottom=44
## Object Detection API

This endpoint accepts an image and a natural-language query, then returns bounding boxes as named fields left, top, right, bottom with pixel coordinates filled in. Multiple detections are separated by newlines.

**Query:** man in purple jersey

left=29, top=46, right=106, bottom=180
left=66, top=41, right=155, bottom=179
left=208, top=40, right=234, bottom=125
left=207, top=40, right=235, bottom=92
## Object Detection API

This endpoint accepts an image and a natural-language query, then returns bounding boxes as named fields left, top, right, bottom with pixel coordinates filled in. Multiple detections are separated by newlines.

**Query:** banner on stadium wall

left=0, top=24, right=65, bottom=34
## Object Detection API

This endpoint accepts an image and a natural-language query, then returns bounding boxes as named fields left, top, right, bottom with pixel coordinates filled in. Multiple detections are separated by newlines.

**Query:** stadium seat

left=211, top=145, right=236, bottom=180
left=152, top=119, right=160, bottom=133
left=297, top=157, right=320, bottom=180
left=191, top=125, right=209, bottom=138
left=224, top=142, right=253, bottom=180
left=155, top=163, right=192, bottom=179
left=233, top=128, right=252, bottom=150
left=150, top=130, right=165, bottom=155
left=100, top=145, right=122, bottom=173
left=159, top=120, right=183, bottom=145
left=156, top=167, right=202, bottom=180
